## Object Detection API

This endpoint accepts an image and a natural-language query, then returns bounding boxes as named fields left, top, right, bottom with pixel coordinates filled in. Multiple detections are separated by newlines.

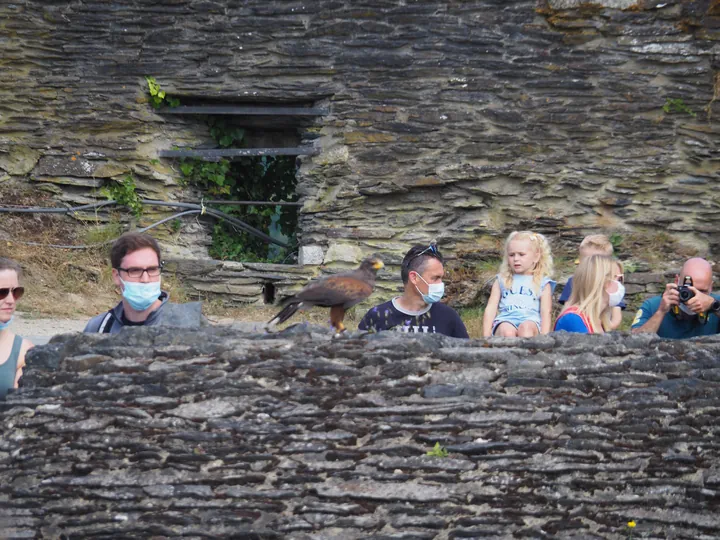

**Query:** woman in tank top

left=554, top=255, right=625, bottom=334
left=0, top=257, right=33, bottom=399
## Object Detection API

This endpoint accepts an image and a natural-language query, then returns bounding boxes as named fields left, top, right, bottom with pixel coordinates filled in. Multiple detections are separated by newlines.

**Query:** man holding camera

left=631, top=257, right=720, bottom=339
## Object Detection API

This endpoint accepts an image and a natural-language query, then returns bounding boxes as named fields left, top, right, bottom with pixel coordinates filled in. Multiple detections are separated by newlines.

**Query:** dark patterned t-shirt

left=358, top=298, right=469, bottom=338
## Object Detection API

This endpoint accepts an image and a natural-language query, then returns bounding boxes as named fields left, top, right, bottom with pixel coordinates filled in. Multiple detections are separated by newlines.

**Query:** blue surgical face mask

left=120, top=278, right=161, bottom=312
left=414, top=273, right=445, bottom=304
left=0, top=316, right=13, bottom=330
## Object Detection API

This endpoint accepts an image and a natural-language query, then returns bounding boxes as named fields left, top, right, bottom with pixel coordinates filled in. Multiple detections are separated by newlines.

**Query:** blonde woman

left=0, top=257, right=33, bottom=398
left=554, top=255, right=625, bottom=334
left=483, top=231, right=555, bottom=337
left=558, top=234, right=624, bottom=330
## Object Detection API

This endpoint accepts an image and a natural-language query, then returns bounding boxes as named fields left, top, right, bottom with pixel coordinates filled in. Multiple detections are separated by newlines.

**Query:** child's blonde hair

left=567, top=255, right=616, bottom=331
left=579, top=234, right=614, bottom=258
left=499, top=231, right=554, bottom=293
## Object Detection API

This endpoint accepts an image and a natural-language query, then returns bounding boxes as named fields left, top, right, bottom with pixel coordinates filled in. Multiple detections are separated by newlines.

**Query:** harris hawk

left=268, top=257, right=384, bottom=332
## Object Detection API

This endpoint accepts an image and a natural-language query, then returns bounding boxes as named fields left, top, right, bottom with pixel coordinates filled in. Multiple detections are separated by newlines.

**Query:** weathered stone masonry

left=1, top=1, right=720, bottom=303
left=1, top=327, right=720, bottom=538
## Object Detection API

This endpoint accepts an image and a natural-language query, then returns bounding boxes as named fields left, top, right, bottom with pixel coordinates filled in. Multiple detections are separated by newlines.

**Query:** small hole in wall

left=263, top=283, right=276, bottom=304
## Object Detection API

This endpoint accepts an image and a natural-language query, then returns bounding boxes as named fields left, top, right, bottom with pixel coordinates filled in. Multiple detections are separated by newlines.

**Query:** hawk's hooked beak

left=372, top=260, right=384, bottom=270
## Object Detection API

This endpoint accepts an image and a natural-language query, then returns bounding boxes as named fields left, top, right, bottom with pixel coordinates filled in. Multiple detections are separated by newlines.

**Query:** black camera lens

left=678, top=286, right=695, bottom=303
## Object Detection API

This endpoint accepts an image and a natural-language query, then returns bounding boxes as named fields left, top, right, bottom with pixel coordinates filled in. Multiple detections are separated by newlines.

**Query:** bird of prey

left=267, top=257, right=384, bottom=332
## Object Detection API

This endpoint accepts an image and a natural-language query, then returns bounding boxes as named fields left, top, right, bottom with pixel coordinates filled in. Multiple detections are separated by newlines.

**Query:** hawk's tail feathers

left=267, top=302, right=303, bottom=326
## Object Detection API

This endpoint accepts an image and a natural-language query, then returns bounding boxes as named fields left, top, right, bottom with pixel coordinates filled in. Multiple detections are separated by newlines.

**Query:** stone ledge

left=2, top=328, right=719, bottom=537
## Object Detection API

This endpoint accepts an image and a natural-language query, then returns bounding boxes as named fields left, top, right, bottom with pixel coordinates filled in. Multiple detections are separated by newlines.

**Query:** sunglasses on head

left=410, top=244, right=439, bottom=262
left=0, top=287, right=24, bottom=301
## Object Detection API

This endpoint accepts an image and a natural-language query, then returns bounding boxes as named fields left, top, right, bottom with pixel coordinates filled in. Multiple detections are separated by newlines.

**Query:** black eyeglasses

left=0, top=287, right=24, bottom=301
left=117, top=264, right=163, bottom=279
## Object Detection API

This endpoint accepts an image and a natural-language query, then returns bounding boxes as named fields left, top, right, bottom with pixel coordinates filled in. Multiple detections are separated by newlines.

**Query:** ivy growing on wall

left=179, top=120, right=299, bottom=263
left=145, top=77, right=180, bottom=108
left=101, top=175, right=143, bottom=218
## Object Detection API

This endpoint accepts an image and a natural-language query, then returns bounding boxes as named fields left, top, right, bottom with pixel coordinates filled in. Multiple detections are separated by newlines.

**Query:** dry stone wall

left=1, top=327, right=720, bottom=538
left=1, top=0, right=720, bottom=304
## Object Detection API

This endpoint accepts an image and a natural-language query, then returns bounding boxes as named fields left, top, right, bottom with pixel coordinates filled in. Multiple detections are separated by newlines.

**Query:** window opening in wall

left=262, top=282, right=276, bottom=305
left=159, top=102, right=325, bottom=264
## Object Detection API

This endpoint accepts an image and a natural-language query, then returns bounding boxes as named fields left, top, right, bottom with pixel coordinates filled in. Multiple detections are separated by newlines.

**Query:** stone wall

left=2, top=327, right=720, bottom=537
left=1, top=0, right=720, bottom=303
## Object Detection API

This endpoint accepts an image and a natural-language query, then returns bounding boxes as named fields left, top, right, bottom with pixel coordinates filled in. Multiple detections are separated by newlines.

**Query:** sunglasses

left=409, top=244, right=439, bottom=262
left=0, top=287, right=24, bottom=301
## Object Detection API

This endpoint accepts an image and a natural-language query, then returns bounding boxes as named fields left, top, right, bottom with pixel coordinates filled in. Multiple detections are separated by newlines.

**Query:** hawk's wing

left=293, top=273, right=374, bottom=308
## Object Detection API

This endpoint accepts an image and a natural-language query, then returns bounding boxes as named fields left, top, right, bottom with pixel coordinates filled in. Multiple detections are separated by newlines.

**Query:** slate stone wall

left=1, top=0, right=719, bottom=300
left=1, top=327, right=720, bottom=537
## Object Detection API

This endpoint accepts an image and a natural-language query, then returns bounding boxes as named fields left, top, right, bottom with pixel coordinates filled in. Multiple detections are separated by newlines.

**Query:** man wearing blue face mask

left=84, top=233, right=203, bottom=333
left=358, top=244, right=469, bottom=338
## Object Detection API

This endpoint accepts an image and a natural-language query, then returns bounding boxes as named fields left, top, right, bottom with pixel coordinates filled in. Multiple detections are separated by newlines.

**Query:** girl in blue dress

left=483, top=231, right=555, bottom=337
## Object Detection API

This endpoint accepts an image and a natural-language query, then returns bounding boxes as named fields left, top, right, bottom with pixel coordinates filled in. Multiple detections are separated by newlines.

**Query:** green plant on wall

left=663, top=98, right=696, bottom=117
left=426, top=442, right=449, bottom=458
left=609, top=233, right=623, bottom=251
left=145, top=76, right=180, bottom=108
left=209, top=118, right=245, bottom=148
left=179, top=122, right=299, bottom=263
left=101, top=175, right=143, bottom=218
left=179, top=159, right=233, bottom=195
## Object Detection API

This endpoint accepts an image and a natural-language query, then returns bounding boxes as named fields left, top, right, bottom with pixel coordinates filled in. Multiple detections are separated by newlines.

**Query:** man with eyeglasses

left=631, top=257, right=720, bottom=339
left=358, top=244, right=469, bottom=338
left=84, top=233, right=203, bottom=333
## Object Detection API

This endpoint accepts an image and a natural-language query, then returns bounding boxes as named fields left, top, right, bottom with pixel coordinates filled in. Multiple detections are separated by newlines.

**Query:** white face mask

left=607, top=281, right=625, bottom=308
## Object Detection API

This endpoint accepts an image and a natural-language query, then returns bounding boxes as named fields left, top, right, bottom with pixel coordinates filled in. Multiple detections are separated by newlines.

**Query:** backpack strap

left=98, top=310, right=116, bottom=334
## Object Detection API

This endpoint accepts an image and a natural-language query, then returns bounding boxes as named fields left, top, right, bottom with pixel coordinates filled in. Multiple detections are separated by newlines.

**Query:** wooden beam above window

left=159, top=106, right=328, bottom=116
left=159, top=147, right=318, bottom=159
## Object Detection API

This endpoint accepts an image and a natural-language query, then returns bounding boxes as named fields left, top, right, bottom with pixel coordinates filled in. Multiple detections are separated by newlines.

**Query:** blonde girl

left=554, top=255, right=625, bottom=334
left=482, top=231, right=555, bottom=337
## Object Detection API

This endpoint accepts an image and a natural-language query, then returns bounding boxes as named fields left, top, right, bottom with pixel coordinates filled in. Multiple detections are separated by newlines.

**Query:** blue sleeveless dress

left=492, top=274, right=556, bottom=333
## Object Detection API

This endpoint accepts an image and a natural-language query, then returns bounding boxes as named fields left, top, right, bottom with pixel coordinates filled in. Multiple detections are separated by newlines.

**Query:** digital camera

left=677, top=276, right=695, bottom=303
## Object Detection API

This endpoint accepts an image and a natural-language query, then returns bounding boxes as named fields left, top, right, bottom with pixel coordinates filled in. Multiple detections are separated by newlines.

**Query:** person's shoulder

left=364, top=299, right=395, bottom=314
left=360, top=299, right=395, bottom=321
left=431, top=302, right=462, bottom=318
left=541, top=275, right=556, bottom=292
left=17, top=335, right=33, bottom=366
left=358, top=299, right=398, bottom=331
left=83, top=312, right=109, bottom=332
left=640, top=295, right=662, bottom=310
left=630, top=295, right=662, bottom=329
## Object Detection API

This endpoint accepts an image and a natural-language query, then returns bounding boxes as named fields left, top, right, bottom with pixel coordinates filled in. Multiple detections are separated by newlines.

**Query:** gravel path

left=12, top=313, right=87, bottom=345
left=11, top=312, right=267, bottom=345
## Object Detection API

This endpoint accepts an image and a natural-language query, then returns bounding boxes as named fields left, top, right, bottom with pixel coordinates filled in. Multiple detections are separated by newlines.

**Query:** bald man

left=632, top=258, right=720, bottom=339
